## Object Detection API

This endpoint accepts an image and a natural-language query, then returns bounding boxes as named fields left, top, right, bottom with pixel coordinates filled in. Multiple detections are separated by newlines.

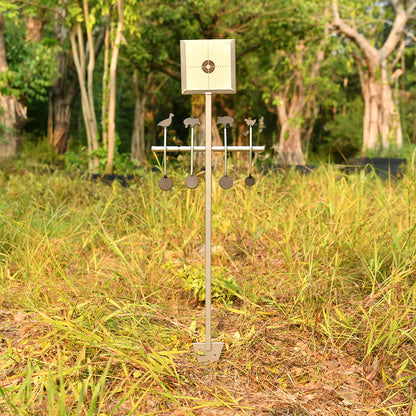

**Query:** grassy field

left=0, top=157, right=416, bottom=415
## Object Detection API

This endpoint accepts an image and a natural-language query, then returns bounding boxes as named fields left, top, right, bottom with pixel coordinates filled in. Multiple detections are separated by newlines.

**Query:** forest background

left=0, top=0, right=416, bottom=173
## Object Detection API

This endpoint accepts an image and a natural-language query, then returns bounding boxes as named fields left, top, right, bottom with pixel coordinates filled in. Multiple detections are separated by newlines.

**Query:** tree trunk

left=276, top=98, right=305, bottom=165
left=105, top=0, right=124, bottom=173
left=48, top=0, right=74, bottom=154
left=145, top=90, right=157, bottom=154
left=0, top=96, right=27, bottom=159
left=26, top=16, right=43, bottom=42
left=131, top=70, right=146, bottom=164
left=105, top=0, right=124, bottom=174
left=101, top=15, right=110, bottom=151
left=270, top=33, right=326, bottom=166
left=357, top=59, right=402, bottom=154
left=274, top=46, right=307, bottom=166
left=332, top=0, right=414, bottom=154
left=51, top=0, right=105, bottom=155
left=70, top=18, right=99, bottom=173
left=0, top=13, right=27, bottom=160
left=51, top=83, right=78, bottom=154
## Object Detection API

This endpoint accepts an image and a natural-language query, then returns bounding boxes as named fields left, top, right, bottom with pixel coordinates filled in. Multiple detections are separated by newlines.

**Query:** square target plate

left=180, top=39, right=236, bottom=95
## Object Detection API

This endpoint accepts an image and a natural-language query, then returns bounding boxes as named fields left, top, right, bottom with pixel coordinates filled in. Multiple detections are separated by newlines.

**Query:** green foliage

left=1, top=16, right=60, bottom=101
left=163, top=261, right=243, bottom=304
left=63, top=147, right=89, bottom=172
left=63, top=146, right=139, bottom=174
left=2, top=0, right=416, bottom=165
left=323, top=96, right=364, bottom=160
left=0, top=1, right=18, bottom=16
left=67, top=2, right=84, bottom=23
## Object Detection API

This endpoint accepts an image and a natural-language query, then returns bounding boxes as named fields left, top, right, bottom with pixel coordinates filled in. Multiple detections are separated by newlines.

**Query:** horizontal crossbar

left=151, top=145, right=265, bottom=152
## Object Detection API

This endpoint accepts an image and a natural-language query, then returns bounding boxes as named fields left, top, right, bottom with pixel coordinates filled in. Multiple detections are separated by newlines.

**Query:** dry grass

left=0, top=161, right=416, bottom=415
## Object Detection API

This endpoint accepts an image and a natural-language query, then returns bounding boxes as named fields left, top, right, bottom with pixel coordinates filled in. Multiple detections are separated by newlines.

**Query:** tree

left=0, top=2, right=59, bottom=159
left=0, top=12, right=26, bottom=159
left=99, top=0, right=124, bottom=173
left=103, top=0, right=124, bottom=173
left=69, top=0, right=141, bottom=173
left=255, top=0, right=334, bottom=165
left=131, top=70, right=151, bottom=163
left=332, top=0, right=416, bottom=154
left=49, top=0, right=79, bottom=154
left=121, top=3, right=163, bottom=164
left=69, top=0, right=106, bottom=172
left=130, top=0, right=269, bottom=165
left=271, top=39, right=327, bottom=165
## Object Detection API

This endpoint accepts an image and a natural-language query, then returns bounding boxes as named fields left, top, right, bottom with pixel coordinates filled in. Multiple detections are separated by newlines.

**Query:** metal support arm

left=151, top=145, right=265, bottom=153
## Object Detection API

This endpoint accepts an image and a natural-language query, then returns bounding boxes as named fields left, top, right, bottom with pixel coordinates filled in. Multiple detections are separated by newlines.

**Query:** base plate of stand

left=193, top=342, right=224, bottom=363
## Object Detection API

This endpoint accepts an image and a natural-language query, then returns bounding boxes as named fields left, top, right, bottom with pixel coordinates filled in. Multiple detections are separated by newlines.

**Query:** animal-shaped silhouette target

left=180, top=39, right=236, bottom=94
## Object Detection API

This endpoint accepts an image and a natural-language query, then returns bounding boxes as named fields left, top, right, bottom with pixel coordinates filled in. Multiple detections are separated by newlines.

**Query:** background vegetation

left=0, top=0, right=416, bottom=170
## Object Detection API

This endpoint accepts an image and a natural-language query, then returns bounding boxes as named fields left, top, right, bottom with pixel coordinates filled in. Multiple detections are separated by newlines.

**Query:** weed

left=0, top=160, right=416, bottom=414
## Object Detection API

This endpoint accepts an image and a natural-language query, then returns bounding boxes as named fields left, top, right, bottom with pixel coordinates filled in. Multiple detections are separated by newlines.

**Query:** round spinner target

left=245, top=175, right=255, bottom=187
left=219, top=175, right=233, bottom=190
left=159, top=176, right=173, bottom=191
left=185, top=174, right=199, bottom=189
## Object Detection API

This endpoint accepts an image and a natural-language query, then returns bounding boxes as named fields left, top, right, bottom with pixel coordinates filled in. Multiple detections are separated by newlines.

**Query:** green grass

left=1, top=157, right=416, bottom=414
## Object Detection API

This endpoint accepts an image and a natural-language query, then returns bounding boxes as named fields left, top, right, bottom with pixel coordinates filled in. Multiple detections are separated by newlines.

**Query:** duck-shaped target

left=158, top=113, right=174, bottom=128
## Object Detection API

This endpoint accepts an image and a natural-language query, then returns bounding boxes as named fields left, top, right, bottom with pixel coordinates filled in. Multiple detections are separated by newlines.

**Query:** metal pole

left=163, top=127, right=167, bottom=177
left=191, top=95, right=224, bottom=363
left=249, top=126, right=253, bottom=176
left=205, top=92, right=212, bottom=352
left=224, top=126, right=228, bottom=176
left=190, top=126, right=195, bottom=176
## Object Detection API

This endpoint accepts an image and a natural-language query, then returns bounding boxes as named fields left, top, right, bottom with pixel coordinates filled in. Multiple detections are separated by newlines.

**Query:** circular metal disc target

left=159, top=176, right=173, bottom=191
left=245, top=175, right=256, bottom=187
left=185, top=174, right=199, bottom=189
left=219, top=175, right=233, bottom=190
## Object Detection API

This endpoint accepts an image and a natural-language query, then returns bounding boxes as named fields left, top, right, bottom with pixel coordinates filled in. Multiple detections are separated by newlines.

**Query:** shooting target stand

left=152, top=39, right=265, bottom=363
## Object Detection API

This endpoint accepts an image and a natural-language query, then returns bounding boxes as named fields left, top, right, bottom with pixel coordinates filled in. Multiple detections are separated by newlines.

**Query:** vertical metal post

left=224, top=126, right=228, bottom=176
left=190, top=126, right=195, bottom=176
left=193, top=93, right=224, bottom=363
left=249, top=125, right=253, bottom=176
left=205, top=93, right=212, bottom=352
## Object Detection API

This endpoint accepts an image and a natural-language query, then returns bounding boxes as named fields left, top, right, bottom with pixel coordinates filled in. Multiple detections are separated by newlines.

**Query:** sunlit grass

left=0, top=159, right=416, bottom=414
